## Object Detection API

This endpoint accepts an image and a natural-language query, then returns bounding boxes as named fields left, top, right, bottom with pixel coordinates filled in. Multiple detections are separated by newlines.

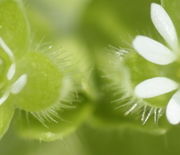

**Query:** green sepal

left=7, top=51, right=63, bottom=112
left=14, top=92, right=91, bottom=141
left=123, top=51, right=177, bottom=108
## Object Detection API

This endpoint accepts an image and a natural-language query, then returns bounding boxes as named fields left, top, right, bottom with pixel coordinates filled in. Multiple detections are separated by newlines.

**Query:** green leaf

left=15, top=92, right=91, bottom=141
left=0, top=102, right=14, bottom=139
left=0, top=0, right=30, bottom=57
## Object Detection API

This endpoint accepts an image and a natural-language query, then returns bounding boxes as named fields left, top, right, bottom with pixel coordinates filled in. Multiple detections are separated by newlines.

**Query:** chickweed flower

left=133, top=3, right=180, bottom=125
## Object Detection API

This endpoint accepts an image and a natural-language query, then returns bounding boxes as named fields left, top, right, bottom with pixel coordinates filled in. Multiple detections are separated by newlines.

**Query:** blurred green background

left=1, top=0, right=180, bottom=154
left=1, top=125, right=180, bottom=155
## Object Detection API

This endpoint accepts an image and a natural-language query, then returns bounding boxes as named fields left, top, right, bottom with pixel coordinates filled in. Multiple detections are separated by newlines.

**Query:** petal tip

left=132, top=36, right=176, bottom=65
left=151, top=3, right=161, bottom=9
left=166, top=91, right=180, bottom=125
left=150, top=2, right=178, bottom=50
left=135, top=77, right=178, bottom=98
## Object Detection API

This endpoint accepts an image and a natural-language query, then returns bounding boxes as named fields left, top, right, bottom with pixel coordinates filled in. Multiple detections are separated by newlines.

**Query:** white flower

left=132, top=3, right=180, bottom=125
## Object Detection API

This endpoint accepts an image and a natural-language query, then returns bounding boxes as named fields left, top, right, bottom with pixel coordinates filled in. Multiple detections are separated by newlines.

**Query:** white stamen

left=0, top=38, right=14, bottom=60
left=124, top=103, right=138, bottom=116
left=0, top=91, right=9, bottom=105
left=133, top=36, right=176, bottom=65
left=7, top=64, right=16, bottom=80
left=143, top=108, right=153, bottom=125
left=151, top=3, right=178, bottom=50
left=135, top=77, right=178, bottom=98
left=166, top=91, right=180, bottom=125
left=141, top=105, right=147, bottom=122
left=157, top=108, right=163, bottom=121
left=154, top=108, right=157, bottom=123
left=11, top=74, right=27, bottom=94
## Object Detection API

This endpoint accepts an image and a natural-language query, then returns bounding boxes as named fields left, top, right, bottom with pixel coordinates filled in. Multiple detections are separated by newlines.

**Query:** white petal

left=11, top=74, right=27, bottom=94
left=135, top=77, right=178, bottom=98
left=7, top=64, right=16, bottom=80
left=151, top=3, right=178, bottom=50
left=0, top=91, right=9, bottom=105
left=166, top=91, right=180, bottom=125
left=0, top=38, right=14, bottom=60
left=133, top=35, right=176, bottom=65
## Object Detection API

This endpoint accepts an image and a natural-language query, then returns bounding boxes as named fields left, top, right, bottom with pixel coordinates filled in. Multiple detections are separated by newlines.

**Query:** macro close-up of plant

left=1, top=0, right=180, bottom=155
